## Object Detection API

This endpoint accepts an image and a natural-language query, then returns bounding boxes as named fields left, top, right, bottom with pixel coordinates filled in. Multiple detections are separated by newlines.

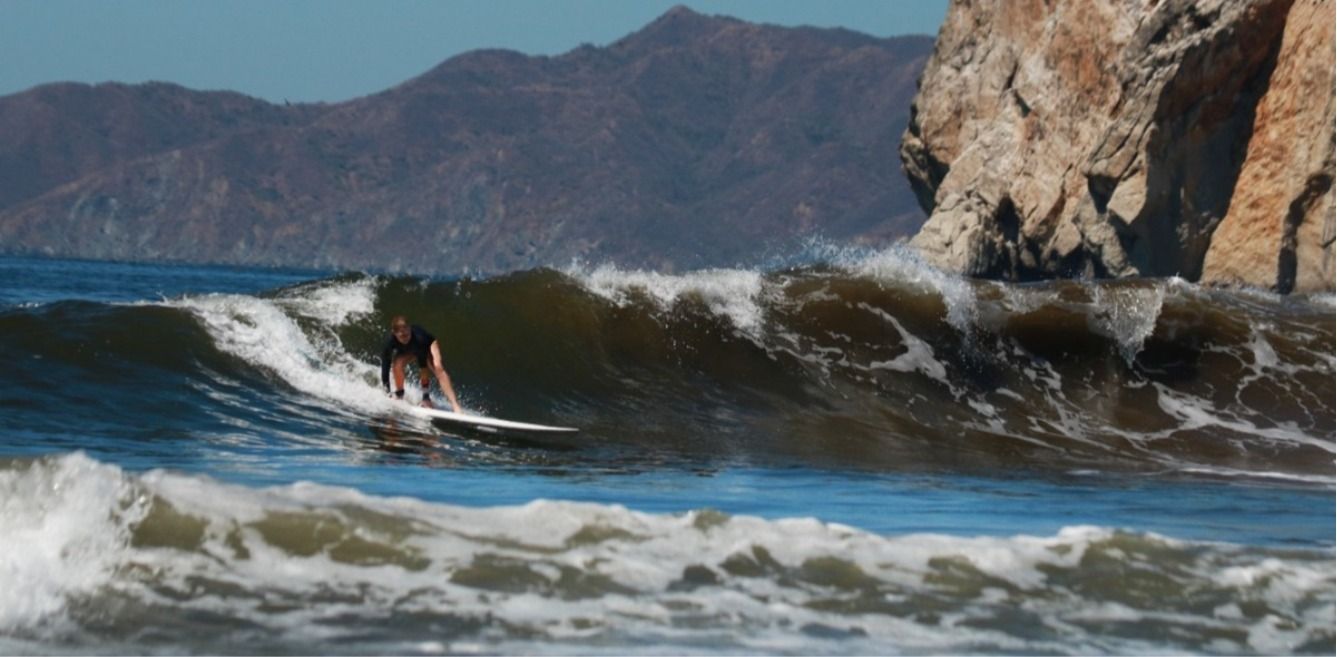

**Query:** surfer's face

left=392, top=324, right=410, bottom=344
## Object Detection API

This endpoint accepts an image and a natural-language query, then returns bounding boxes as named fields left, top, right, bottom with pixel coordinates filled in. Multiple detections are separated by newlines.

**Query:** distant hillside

left=0, top=7, right=932, bottom=274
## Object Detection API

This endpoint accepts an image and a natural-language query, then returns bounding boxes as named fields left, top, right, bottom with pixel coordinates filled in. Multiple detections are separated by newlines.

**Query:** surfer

left=381, top=316, right=463, bottom=412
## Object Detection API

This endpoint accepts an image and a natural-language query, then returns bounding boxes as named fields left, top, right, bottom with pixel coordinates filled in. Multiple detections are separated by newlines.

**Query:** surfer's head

left=390, top=316, right=411, bottom=343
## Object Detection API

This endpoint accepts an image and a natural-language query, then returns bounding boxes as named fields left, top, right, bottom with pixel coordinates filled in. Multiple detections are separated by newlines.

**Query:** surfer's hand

left=450, top=404, right=463, bottom=414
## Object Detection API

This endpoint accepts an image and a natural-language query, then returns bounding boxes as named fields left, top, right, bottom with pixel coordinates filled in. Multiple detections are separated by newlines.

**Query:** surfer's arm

left=380, top=343, right=401, bottom=397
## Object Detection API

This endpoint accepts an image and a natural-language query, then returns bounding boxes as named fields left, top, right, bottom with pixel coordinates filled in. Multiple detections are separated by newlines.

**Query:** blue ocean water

left=0, top=255, right=1332, bottom=655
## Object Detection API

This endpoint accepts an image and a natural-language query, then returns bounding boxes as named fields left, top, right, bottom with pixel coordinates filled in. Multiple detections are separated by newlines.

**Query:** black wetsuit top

left=381, top=325, right=436, bottom=390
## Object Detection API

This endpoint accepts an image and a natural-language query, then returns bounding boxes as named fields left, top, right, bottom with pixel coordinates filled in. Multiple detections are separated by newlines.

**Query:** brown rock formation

left=1201, top=0, right=1336, bottom=291
left=0, top=8, right=932, bottom=274
left=901, top=0, right=1335, bottom=293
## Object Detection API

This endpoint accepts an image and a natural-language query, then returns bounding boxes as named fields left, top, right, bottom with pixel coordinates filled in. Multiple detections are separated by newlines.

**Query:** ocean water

left=0, top=254, right=1332, bottom=655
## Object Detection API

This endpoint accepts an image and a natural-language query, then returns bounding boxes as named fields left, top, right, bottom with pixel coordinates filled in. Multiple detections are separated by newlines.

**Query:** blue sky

left=0, top=1, right=948, bottom=103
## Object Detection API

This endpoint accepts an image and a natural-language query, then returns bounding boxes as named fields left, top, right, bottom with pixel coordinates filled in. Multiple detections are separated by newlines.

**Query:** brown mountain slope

left=0, top=81, right=331, bottom=210
left=0, top=7, right=932, bottom=274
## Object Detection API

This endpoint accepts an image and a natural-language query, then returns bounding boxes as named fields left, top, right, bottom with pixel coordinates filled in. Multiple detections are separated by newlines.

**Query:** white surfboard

left=407, top=405, right=579, bottom=435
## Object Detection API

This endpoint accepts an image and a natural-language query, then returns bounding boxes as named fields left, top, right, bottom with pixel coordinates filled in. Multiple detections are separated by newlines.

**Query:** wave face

left=1, top=452, right=1331, bottom=655
left=1, top=250, right=1332, bottom=482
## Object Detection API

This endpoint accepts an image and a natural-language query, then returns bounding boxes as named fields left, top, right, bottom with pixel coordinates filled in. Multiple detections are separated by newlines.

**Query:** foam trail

left=859, top=302, right=952, bottom=388
left=1154, top=383, right=1336, bottom=454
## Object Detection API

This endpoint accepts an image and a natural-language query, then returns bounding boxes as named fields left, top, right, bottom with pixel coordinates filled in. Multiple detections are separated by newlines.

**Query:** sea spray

left=1089, top=281, right=1167, bottom=364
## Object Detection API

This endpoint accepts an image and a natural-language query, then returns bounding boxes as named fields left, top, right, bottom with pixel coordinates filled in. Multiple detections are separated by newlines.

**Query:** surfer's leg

left=416, top=355, right=431, bottom=393
left=427, top=344, right=462, bottom=412
left=415, top=354, right=434, bottom=408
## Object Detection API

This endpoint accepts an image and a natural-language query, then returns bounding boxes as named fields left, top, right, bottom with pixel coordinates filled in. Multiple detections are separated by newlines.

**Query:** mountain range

left=0, top=7, right=933, bottom=274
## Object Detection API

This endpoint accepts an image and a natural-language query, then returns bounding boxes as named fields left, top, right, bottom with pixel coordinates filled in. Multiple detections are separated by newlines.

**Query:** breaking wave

left=1, top=452, right=1331, bottom=655
left=0, top=249, right=1332, bottom=482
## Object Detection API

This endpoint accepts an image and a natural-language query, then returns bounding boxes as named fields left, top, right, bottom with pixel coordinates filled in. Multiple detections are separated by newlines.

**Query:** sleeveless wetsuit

left=381, top=325, right=436, bottom=391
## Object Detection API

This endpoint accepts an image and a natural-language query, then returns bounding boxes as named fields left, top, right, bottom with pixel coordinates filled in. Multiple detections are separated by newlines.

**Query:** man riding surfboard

left=381, top=315, right=463, bottom=412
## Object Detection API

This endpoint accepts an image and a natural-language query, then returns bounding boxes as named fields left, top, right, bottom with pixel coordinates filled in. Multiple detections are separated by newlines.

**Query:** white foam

left=840, top=244, right=979, bottom=333
left=173, top=294, right=383, bottom=409
left=1088, top=283, right=1165, bottom=363
left=1153, top=383, right=1336, bottom=455
left=276, top=277, right=378, bottom=326
left=0, top=453, right=147, bottom=632
left=4, top=454, right=1333, bottom=654
left=1246, top=322, right=1283, bottom=370
left=161, top=279, right=424, bottom=417
left=1007, top=283, right=1060, bottom=312
left=1237, top=320, right=1334, bottom=382
left=1199, top=556, right=1337, bottom=654
left=568, top=264, right=768, bottom=336
left=1173, top=466, right=1335, bottom=486
left=1301, top=293, right=1337, bottom=310
left=1223, top=319, right=1337, bottom=420
left=858, top=303, right=952, bottom=389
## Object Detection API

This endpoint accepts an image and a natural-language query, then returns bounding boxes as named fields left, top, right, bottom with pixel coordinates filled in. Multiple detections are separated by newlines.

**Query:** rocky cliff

left=0, top=7, right=932, bottom=274
left=901, top=0, right=1334, bottom=293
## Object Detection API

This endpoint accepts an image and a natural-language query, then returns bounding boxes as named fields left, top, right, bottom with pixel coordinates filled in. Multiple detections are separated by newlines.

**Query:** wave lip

left=2, top=453, right=1333, bottom=654
left=568, top=263, right=771, bottom=336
